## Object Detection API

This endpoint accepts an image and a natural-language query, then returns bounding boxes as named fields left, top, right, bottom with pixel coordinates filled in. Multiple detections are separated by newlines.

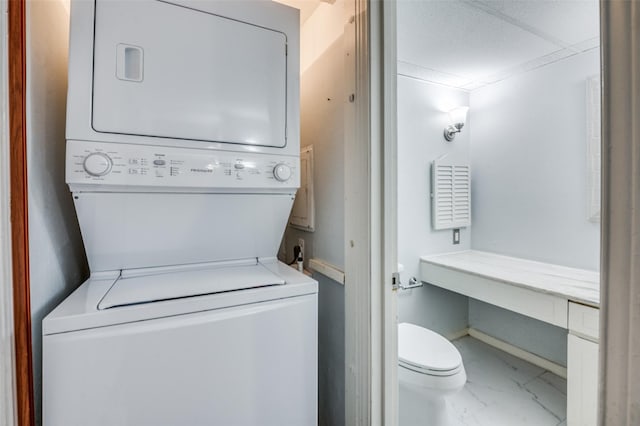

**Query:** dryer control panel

left=66, top=140, right=299, bottom=190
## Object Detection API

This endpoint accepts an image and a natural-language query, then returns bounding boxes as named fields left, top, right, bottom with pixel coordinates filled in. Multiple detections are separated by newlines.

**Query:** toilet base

left=399, top=382, right=452, bottom=426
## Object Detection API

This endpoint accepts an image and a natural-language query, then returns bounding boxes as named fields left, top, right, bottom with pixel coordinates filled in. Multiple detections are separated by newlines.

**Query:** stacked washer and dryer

left=42, top=0, right=317, bottom=425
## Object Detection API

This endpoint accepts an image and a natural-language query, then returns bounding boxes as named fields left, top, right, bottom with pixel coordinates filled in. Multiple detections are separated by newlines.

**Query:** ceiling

left=397, top=0, right=600, bottom=91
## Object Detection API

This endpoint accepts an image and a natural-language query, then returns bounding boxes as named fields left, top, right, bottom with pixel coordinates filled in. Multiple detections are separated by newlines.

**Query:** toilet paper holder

left=399, top=277, right=423, bottom=290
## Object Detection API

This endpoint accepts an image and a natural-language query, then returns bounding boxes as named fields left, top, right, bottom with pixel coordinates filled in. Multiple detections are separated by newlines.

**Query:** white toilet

left=398, top=322, right=467, bottom=426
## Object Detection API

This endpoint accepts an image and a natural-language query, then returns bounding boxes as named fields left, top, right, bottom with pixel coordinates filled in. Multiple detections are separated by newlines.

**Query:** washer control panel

left=66, top=140, right=299, bottom=189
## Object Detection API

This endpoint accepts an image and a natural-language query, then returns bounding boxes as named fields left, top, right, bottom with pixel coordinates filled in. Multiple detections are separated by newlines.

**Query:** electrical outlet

left=453, top=229, right=460, bottom=245
left=298, top=238, right=305, bottom=257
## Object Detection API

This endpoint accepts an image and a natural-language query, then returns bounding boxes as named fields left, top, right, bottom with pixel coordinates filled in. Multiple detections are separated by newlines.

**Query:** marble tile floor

left=401, top=336, right=567, bottom=426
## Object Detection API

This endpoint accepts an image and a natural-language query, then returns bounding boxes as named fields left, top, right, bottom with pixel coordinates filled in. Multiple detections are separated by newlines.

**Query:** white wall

left=281, top=4, right=346, bottom=425
left=283, top=36, right=345, bottom=269
left=398, top=49, right=600, bottom=361
left=467, top=49, right=600, bottom=362
left=27, top=1, right=88, bottom=423
left=299, top=0, right=344, bottom=75
left=282, top=0, right=345, bottom=271
left=397, top=76, right=470, bottom=336
left=470, top=48, right=601, bottom=270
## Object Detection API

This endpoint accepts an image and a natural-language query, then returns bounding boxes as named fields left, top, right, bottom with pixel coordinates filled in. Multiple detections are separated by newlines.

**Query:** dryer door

left=92, top=0, right=288, bottom=148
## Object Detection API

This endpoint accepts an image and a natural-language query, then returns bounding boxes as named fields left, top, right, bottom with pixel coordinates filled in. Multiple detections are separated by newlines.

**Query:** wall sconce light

left=443, top=106, right=469, bottom=142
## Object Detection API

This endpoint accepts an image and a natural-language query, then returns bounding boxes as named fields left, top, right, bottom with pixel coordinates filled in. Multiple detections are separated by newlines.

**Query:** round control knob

left=83, top=152, right=113, bottom=177
left=273, top=163, right=292, bottom=182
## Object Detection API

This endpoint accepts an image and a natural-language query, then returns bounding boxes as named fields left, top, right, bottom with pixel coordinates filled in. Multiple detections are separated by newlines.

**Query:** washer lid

left=398, top=323, right=462, bottom=372
left=98, top=260, right=284, bottom=310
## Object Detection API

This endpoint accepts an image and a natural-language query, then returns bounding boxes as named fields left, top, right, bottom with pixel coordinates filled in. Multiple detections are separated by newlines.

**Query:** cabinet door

left=567, top=334, right=599, bottom=425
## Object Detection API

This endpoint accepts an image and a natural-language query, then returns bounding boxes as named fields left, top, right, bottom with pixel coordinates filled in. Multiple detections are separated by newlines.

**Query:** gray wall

left=316, top=272, right=345, bottom=426
left=26, top=1, right=88, bottom=423
left=397, top=75, right=470, bottom=336
left=469, top=301, right=568, bottom=366
left=467, top=49, right=600, bottom=362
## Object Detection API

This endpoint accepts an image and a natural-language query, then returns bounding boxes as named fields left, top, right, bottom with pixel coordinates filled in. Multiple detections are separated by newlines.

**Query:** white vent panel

left=431, top=161, right=471, bottom=230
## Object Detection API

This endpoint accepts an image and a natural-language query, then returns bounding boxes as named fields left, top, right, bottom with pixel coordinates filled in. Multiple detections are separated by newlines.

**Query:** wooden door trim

left=8, top=0, right=34, bottom=424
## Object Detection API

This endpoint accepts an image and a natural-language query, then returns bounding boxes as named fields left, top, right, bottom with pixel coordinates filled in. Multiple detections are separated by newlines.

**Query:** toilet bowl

left=398, top=323, right=466, bottom=426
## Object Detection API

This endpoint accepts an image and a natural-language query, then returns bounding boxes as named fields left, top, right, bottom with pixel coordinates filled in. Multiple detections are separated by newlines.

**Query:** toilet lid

left=398, top=323, right=462, bottom=373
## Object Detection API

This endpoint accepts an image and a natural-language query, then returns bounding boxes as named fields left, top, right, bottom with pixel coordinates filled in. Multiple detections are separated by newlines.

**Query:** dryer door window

left=92, top=0, right=288, bottom=148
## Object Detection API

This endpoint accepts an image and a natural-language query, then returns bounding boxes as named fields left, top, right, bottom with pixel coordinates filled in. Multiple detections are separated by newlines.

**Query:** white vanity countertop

left=420, top=250, right=600, bottom=307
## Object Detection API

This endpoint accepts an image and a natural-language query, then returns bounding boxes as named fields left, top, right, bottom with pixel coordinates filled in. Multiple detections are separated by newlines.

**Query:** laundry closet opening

left=28, top=0, right=348, bottom=425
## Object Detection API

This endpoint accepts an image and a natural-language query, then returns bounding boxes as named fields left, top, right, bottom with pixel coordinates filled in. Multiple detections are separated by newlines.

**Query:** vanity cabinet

left=567, top=302, right=599, bottom=426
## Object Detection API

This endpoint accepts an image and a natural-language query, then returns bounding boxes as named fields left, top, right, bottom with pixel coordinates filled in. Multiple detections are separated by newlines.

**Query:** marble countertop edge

left=420, top=251, right=600, bottom=308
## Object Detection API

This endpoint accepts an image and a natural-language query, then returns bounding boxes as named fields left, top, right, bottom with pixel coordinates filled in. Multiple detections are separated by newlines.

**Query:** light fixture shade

left=448, top=106, right=469, bottom=125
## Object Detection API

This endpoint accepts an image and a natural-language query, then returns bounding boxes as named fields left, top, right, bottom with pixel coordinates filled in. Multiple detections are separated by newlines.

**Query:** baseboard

left=308, top=258, right=345, bottom=285
left=445, top=327, right=470, bottom=342
left=467, top=328, right=568, bottom=379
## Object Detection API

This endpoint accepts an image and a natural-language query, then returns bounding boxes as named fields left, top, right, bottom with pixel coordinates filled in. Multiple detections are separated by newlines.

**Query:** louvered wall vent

left=431, top=160, right=471, bottom=230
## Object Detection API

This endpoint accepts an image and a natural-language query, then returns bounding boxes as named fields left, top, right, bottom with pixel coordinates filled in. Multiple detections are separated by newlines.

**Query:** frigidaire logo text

left=190, top=168, right=213, bottom=173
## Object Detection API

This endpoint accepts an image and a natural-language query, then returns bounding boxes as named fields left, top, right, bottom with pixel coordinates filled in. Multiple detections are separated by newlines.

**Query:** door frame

left=364, top=1, right=640, bottom=425
left=344, top=0, right=398, bottom=424
left=6, top=0, right=34, bottom=425
left=1, top=0, right=18, bottom=424
left=380, top=1, right=398, bottom=424
left=598, top=0, right=640, bottom=422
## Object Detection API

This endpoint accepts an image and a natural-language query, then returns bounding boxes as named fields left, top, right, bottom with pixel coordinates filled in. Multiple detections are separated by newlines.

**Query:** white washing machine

left=43, top=255, right=317, bottom=425
left=43, top=1, right=317, bottom=425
